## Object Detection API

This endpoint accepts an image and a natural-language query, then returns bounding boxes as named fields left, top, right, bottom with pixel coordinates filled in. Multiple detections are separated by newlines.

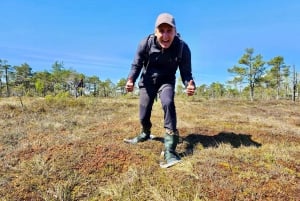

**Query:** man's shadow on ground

left=153, top=131, right=262, bottom=157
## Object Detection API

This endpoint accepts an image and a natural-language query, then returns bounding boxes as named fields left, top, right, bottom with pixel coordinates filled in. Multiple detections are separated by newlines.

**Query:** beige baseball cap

left=155, top=13, right=176, bottom=28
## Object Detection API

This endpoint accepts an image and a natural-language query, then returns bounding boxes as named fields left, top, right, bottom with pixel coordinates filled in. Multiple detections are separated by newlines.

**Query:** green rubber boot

left=160, top=129, right=181, bottom=168
left=124, top=128, right=152, bottom=144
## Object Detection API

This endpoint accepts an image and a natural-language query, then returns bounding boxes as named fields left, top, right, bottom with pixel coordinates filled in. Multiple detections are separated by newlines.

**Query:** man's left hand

left=186, top=80, right=195, bottom=96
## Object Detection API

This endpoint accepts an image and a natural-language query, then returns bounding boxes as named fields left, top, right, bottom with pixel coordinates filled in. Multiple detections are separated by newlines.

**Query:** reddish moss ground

left=0, top=97, right=299, bottom=200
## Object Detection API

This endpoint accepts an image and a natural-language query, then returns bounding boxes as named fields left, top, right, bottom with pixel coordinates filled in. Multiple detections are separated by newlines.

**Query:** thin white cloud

left=1, top=45, right=131, bottom=70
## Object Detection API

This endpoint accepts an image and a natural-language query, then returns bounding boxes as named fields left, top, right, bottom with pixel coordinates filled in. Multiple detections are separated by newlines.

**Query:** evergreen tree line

left=0, top=48, right=299, bottom=101
left=0, top=60, right=123, bottom=98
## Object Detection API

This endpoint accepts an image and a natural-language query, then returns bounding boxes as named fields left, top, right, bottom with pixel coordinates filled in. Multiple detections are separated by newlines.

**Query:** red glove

left=186, top=80, right=195, bottom=96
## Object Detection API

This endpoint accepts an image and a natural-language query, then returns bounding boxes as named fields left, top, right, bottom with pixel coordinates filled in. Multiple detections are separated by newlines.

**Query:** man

left=76, top=78, right=84, bottom=97
left=124, top=13, right=196, bottom=168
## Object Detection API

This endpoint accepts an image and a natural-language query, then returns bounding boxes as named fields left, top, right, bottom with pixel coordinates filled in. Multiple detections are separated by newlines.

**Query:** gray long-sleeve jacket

left=127, top=35, right=194, bottom=88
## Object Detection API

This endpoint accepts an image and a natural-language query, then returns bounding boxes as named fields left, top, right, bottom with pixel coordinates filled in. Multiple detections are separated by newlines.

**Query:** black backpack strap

left=144, top=34, right=154, bottom=53
left=176, top=34, right=184, bottom=63
left=143, top=34, right=154, bottom=68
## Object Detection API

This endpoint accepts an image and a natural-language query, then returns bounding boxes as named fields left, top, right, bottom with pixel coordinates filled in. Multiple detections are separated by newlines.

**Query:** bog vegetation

left=0, top=96, right=299, bottom=200
left=0, top=48, right=299, bottom=200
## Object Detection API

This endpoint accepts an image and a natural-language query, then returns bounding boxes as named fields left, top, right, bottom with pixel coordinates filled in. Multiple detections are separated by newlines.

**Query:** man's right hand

left=126, top=79, right=134, bottom=92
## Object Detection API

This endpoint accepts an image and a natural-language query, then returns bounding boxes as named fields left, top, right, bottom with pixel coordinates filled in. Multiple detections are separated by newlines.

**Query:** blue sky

left=1, top=0, right=299, bottom=85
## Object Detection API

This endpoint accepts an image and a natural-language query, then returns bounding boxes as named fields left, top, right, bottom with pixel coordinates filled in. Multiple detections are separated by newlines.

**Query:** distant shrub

left=45, top=94, right=86, bottom=109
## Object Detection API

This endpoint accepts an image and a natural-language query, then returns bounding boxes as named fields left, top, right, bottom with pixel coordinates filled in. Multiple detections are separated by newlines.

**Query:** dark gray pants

left=139, top=84, right=177, bottom=131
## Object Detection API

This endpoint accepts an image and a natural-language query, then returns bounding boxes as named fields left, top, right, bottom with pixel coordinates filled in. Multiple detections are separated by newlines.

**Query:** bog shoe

left=124, top=128, right=153, bottom=144
left=160, top=130, right=181, bottom=168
